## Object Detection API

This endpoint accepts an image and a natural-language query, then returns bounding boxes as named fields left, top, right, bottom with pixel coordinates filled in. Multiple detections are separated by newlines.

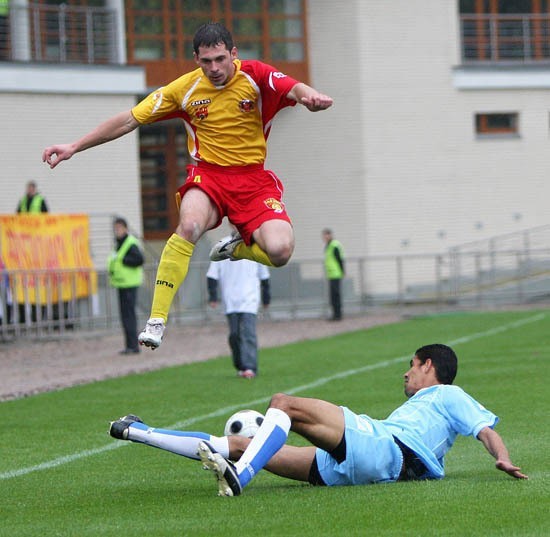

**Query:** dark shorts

left=176, top=161, right=292, bottom=245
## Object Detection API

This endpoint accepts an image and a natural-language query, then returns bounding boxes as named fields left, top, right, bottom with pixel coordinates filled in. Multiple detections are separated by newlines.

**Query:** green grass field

left=1, top=309, right=548, bottom=536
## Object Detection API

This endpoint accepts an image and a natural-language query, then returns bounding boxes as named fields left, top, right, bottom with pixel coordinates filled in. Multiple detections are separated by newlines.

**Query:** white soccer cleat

left=138, top=318, right=165, bottom=350
left=209, top=232, right=243, bottom=261
left=197, top=441, right=242, bottom=497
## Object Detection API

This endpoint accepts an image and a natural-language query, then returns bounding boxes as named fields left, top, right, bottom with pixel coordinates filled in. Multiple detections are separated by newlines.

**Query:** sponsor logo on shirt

left=264, top=198, right=284, bottom=213
left=191, top=99, right=212, bottom=106
left=239, top=99, right=255, bottom=112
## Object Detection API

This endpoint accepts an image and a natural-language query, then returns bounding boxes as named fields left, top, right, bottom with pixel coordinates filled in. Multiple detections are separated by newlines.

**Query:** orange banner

left=0, top=214, right=97, bottom=304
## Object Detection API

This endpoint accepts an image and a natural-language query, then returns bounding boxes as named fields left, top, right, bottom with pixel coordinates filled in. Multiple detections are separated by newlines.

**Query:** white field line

left=1, top=312, right=544, bottom=481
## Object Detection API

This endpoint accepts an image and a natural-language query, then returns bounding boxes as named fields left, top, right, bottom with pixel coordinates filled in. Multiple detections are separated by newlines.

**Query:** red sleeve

left=240, top=60, right=298, bottom=128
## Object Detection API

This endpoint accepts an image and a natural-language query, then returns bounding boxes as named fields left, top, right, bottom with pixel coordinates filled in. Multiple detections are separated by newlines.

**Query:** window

left=139, top=121, right=189, bottom=239
left=16, top=1, right=116, bottom=64
left=125, top=0, right=308, bottom=87
left=475, top=112, right=519, bottom=136
left=460, top=0, right=550, bottom=62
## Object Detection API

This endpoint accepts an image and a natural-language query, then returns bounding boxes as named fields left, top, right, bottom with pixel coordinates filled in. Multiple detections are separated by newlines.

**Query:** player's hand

left=300, top=93, right=333, bottom=112
left=42, top=143, right=77, bottom=169
left=496, top=460, right=528, bottom=479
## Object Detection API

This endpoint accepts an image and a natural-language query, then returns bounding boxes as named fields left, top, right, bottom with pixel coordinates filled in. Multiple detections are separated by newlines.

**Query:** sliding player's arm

left=477, top=426, right=528, bottom=479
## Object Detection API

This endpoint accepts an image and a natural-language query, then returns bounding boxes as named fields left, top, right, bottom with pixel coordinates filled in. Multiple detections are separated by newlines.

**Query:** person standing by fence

left=207, top=252, right=270, bottom=378
left=14, top=180, right=49, bottom=324
left=108, top=218, right=144, bottom=355
left=322, top=228, right=345, bottom=321
left=0, top=0, right=9, bottom=61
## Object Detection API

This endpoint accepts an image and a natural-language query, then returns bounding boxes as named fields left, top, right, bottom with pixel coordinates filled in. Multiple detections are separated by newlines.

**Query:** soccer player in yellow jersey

left=42, top=22, right=333, bottom=349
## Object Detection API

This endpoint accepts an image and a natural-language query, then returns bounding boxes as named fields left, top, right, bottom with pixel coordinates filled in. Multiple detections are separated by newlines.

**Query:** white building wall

left=0, top=65, right=145, bottom=265
left=358, top=0, right=550, bottom=255
left=0, top=93, right=142, bottom=264
left=257, top=0, right=368, bottom=262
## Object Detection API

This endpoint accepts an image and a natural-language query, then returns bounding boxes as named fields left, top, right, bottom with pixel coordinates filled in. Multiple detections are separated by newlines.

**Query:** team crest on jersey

left=195, top=106, right=209, bottom=120
left=239, top=99, right=255, bottom=113
left=264, top=198, right=284, bottom=213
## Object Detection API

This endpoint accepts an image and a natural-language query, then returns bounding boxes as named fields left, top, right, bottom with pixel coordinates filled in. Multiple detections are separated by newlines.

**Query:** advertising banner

left=0, top=214, right=97, bottom=304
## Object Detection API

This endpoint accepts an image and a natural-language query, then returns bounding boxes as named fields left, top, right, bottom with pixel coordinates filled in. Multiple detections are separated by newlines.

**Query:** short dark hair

left=114, top=217, right=128, bottom=228
left=193, top=22, right=234, bottom=54
left=415, top=343, right=458, bottom=385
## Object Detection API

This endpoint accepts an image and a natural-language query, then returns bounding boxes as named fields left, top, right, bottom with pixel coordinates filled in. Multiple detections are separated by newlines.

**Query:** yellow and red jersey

left=132, top=59, right=298, bottom=167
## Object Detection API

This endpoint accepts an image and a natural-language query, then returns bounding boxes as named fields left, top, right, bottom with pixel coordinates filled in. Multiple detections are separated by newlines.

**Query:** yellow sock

left=232, top=242, right=275, bottom=267
left=150, top=234, right=194, bottom=321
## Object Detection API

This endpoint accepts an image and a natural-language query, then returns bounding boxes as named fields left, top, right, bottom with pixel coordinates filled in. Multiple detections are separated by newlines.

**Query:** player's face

left=194, top=43, right=237, bottom=86
left=403, top=356, right=427, bottom=398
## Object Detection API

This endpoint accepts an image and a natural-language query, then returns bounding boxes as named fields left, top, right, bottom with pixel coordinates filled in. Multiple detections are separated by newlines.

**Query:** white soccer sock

left=127, top=422, right=230, bottom=460
left=234, top=408, right=291, bottom=487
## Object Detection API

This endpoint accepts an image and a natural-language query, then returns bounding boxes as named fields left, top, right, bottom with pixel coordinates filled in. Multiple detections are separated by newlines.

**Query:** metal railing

left=1, top=3, right=119, bottom=64
left=460, top=14, right=550, bottom=63
left=450, top=223, right=550, bottom=254
left=2, top=247, right=550, bottom=341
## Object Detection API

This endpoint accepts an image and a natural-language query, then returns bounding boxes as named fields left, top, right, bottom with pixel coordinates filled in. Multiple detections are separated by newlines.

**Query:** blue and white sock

left=234, top=408, right=291, bottom=488
left=127, top=422, right=230, bottom=460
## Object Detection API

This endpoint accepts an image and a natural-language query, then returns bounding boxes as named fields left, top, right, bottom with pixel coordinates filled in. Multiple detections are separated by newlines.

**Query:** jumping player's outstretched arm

left=42, top=110, right=140, bottom=169
left=287, top=82, right=333, bottom=112
left=477, top=426, right=528, bottom=479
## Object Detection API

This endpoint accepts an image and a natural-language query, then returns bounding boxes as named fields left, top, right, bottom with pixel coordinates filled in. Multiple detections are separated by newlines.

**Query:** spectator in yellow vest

left=108, top=218, right=144, bottom=354
left=0, top=0, right=8, bottom=61
left=16, top=181, right=49, bottom=213
left=322, top=228, right=345, bottom=321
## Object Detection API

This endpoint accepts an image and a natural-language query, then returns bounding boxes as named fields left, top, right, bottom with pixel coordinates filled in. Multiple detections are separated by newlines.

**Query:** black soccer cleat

left=197, top=440, right=243, bottom=497
left=109, top=414, right=143, bottom=440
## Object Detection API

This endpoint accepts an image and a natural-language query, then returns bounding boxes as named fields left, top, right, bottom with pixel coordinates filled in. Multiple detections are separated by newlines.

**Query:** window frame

left=474, top=112, right=520, bottom=137
left=459, top=0, right=550, bottom=63
left=139, top=120, right=190, bottom=241
left=125, top=0, right=309, bottom=87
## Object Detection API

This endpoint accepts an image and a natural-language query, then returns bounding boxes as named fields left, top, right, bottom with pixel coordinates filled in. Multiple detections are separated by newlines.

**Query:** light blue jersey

left=316, top=384, right=498, bottom=486
left=381, top=384, right=498, bottom=479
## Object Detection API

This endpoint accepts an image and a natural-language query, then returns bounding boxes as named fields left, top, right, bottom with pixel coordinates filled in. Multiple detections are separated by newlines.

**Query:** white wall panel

left=0, top=93, right=142, bottom=265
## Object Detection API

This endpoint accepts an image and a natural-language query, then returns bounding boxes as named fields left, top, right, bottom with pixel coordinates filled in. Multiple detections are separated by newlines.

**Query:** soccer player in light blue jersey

left=109, top=343, right=527, bottom=496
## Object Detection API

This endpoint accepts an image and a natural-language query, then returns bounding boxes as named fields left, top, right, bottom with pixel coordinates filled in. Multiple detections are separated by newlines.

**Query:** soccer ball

left=224, top=409, right=264, bottom=438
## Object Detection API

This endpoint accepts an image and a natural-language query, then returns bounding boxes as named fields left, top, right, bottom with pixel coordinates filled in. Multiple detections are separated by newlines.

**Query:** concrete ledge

left=0, top=62, right=146, bottom=95
left=453, top=64, right=550, bottom=89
